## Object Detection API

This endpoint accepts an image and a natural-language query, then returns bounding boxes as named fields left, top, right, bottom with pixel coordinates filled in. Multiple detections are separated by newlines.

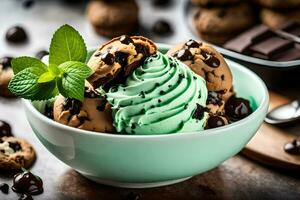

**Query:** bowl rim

left=23, top=44, right=269, bottom=139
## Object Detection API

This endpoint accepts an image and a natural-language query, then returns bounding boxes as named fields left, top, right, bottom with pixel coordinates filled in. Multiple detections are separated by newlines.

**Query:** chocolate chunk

left=0, top=120, right=12, bottom=137
left=19, top=193, right=33, bottom=200
left=284, top=139, right=300, bottom=155
left=225, top=96, right=252, bottom=121
left=35, top=50, right=49, bottom=60
left=152, top=0, right=172, bottom=7
left=135, top=43, right=150, bottom=57
left=63, top=98, right=82, bottom=115
left=119, top=35, right=133, bottom=45
left=124, top=192, right=142, bottom=200
left=200, top=51, right=220, bottom=68
left=101, top=52, right=115, bottom=65
left=84, top=87, right=100, bottom=98
left=9, top=142, right=22, bottom=152
left=23, top=0, right=35, bottom=9
left=272, top=46, right=300, bottom=61
left=207, top=91, right=222, bottom=106
left=152, top=20, right=173, bottom=36
left=176, top=49, right=193, bottom=61
left=12, top=171, right=43, bottom=195
left=280, top=21, right=300, bottom=37
left=0, top=56, right=13, bottom=69
left=115, top=52, right=128, bottom=66
left=185, top=39, right=201, bottom=49
left=250, top=37, right=293, bottom=59
left=96, top=99, right=107, bottom=112
left=0, top=183, right=9, bottom=194
left=207, top=116, right=225, bottom=129
left=6, top=26, right=28, bottom=44
left=224, top=24, right=272, bottom=53
left=192, top=103, right=206, bottom=120
left=44, top=104, right=54, bottom=119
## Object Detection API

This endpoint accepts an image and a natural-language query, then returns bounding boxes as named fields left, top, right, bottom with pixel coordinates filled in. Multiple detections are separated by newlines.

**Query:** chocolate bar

left=223, top=21, right=300, bottom=61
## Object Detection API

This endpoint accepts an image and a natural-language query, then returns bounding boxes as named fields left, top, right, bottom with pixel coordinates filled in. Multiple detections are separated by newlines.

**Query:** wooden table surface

left=1, top=1, right=300, bottom=199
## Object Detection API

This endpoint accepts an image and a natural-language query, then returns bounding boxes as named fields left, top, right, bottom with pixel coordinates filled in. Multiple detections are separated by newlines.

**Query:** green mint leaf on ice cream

left=8, top=24, right=92, bottom=101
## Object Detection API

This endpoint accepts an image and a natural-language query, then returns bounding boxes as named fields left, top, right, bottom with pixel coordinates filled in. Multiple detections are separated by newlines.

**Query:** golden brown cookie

left=86, top=0, right=139, bottom=37
left=0, top=57, right=14, bottom=97
left=87, top=35, right=157, bottom=88
left=193, top=3, right=256, bottom=45
left=167, top=40, right=233, bottom=114
left=191, top=0, right=240, bottom=6
left=260, top=8, right=300, bottom=29
left=53, top=87, right=114, bottom=133
left=0, top=137, right=36, bottom=171
left=253, top=0, right=300, bottom=9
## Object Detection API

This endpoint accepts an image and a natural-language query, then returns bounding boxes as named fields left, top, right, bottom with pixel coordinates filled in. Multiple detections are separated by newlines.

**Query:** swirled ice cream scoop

left=106, top=52, right=208, bottom=135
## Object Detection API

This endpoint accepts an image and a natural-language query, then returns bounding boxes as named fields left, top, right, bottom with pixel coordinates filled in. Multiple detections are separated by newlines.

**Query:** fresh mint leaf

left=48, top=64, right=62, bottom=76
left=57, top=61, right=92, bottom=101
left=12, top=57, right=47, bottom=74
left=38, top=71, right=56, bottom=83
left=8, top=67, right=58, bottom=100
left=49, top=24, right=87, bottom=66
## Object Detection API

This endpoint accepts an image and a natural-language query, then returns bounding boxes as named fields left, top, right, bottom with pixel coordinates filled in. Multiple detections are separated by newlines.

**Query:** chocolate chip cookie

left=53, top=87, right=114, bottom=133
left=87, top=0, right=139, bottom=37
left=193, top=3, right=256, bottom=45
left=191, top=0, right=240, bottom=6
left=87, top=35, right=157, bottom=88
left=0, top=57, right=14, bottom=97
left=0, top=137, right=36, bottom=171
left=253, top=0, right=300, bottom=9
left=260, top=8, right=300, bottom=29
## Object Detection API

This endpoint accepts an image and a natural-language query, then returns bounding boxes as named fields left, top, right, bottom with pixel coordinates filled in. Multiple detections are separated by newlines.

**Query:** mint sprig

left=8, top=24, right=92, bottom=101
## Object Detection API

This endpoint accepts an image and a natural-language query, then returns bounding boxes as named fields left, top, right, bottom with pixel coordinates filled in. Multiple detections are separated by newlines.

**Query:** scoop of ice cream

left=106, top=52, right=208, bottom=135
left=87, top=35, right=157, bottom=89
left=53, top=87, right=114, bottom=133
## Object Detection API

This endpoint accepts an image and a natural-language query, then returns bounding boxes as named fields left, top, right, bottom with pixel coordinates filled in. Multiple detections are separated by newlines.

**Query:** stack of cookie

left=192, top=0, right=256, bottom=45
left=256, top=0, right=300, bottom=28
left=86, top=0, right=139, bottom=38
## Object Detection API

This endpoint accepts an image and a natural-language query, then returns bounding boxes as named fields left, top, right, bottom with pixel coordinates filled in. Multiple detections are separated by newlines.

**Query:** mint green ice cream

left=106, top=52, right=208, bottom=135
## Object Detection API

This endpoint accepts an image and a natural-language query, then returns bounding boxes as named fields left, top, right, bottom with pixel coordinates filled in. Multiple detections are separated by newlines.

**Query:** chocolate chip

left=159, top=90, right=165, bottom=95
left=35, top=50, right=49, bottom=60
left=284, top=139, right=300, bottom=155
left=9, top=142, right=22, bottom=152
left=12, top=171, right=43, bottom=195
left=19, top=193, right=33, bottom=200
left=152, top=0, right=172, bottom=7
left=0, top=56, right=13, bottom=69
left=0, top=120, right=12, bottom=137
left=225, top=96, right=252, bottom=121
left=119, top=35, right=133, bottom=45
left=135, top=43, right=149, bottom=57
left=0, top=183, right=9, bottom=194
left=131, top=123, right=136, bottom=129
left=101, top=52, right=115, bottom=65
left=176, top=49, right=193, bottom=61
left=115, top=52, right=128, bottom=66
left=207, top=91, right=222, bottom=106
left=63, top=98, right=82, bottom=115
left=221, top=75, right=225, bottom=80
left=158, top=99, right=162, bottom=103
left=44, top=105, right=53, bottom=119
left=200, top=51, right=220, bottom=68
left=218, top=9, right=226, bottom=18
left=124, top=192, right=142, bottom=200
left=184, top=104, right=188, bottom=109
left=139, top=91, right=145, bottom=98
left=84, top=87, right=100, bottom=98
left=23, top=0, right=35, bottom=9
left=207, top=116, right=225, bottom=129
left=152, top=20, right=173, bottom=36
left=185, top=39, right=201, bottom=49
left=192, top=104, right=206, bottom=120
left=6, top=26, right=28, bottom=44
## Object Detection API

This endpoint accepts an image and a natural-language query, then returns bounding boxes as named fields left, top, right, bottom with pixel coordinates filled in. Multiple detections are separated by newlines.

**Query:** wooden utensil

left=242, top=91, right=300, bottom=170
